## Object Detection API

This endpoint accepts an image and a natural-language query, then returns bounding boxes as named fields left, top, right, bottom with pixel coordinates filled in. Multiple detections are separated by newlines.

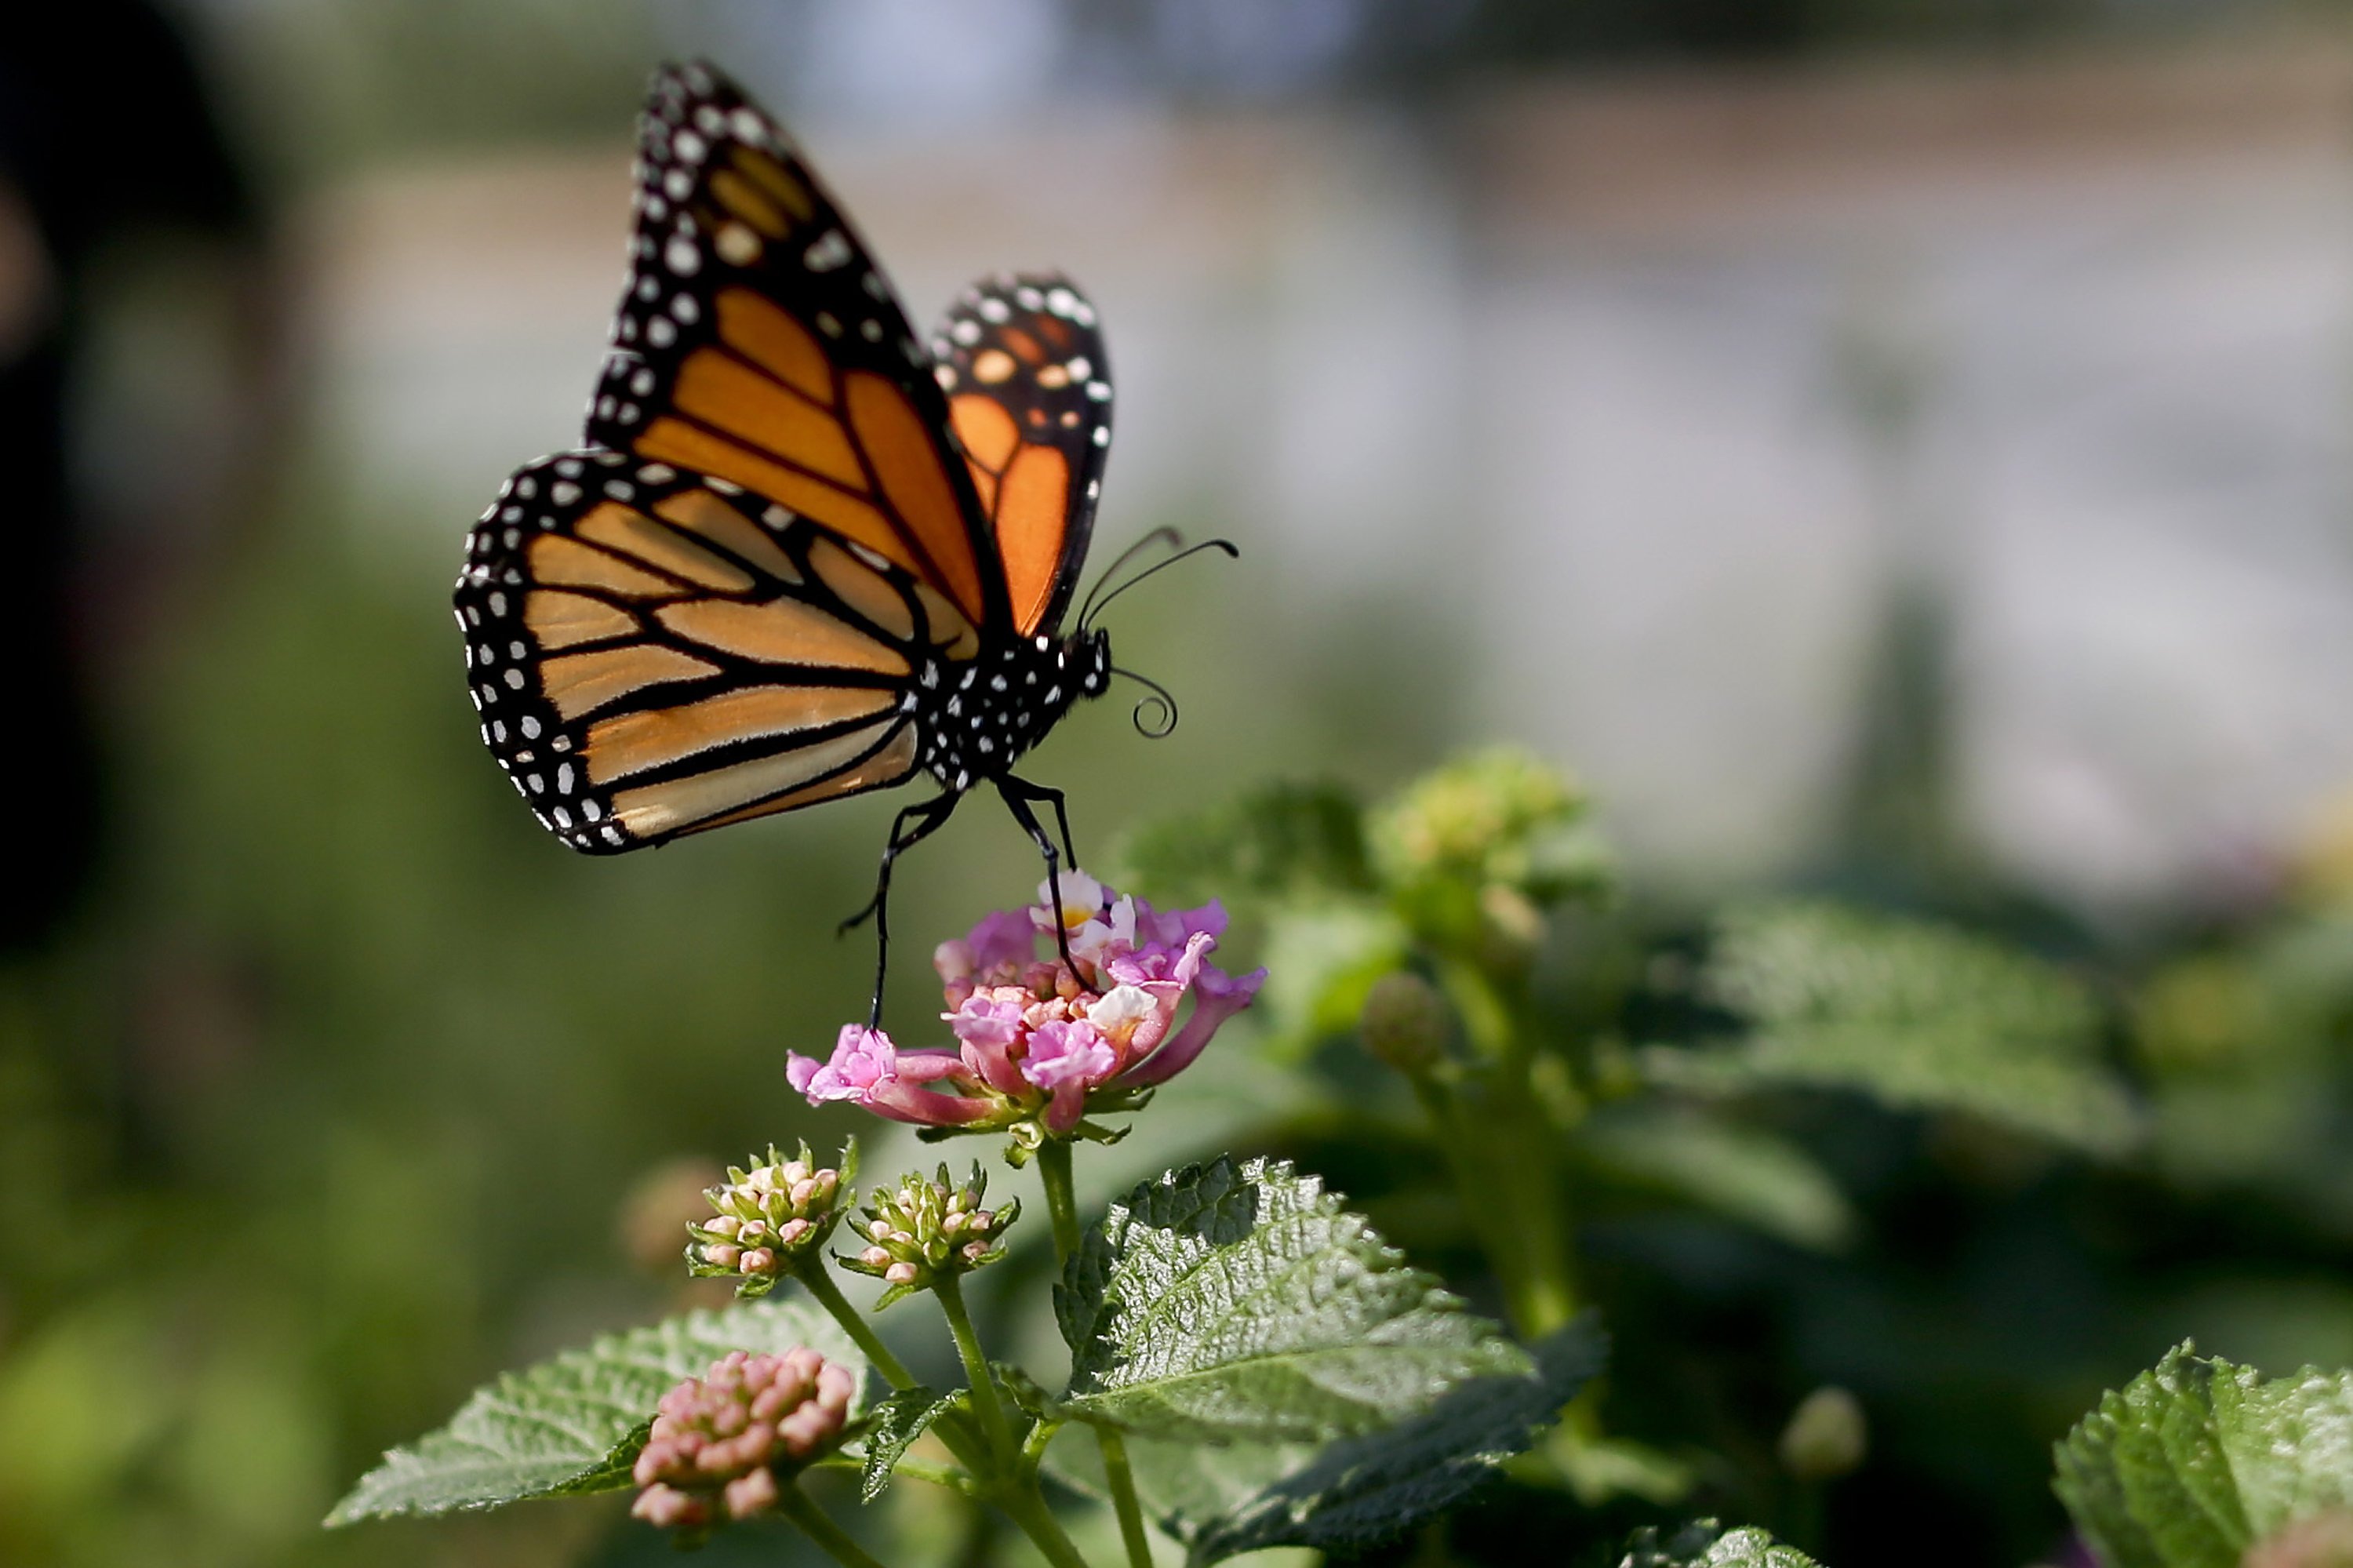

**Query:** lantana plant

left=328, top=872, right=1602, bottom=1567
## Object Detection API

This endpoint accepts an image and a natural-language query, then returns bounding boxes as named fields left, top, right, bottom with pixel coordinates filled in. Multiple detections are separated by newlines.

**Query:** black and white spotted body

left=911, top=629, right=1110, bottom=794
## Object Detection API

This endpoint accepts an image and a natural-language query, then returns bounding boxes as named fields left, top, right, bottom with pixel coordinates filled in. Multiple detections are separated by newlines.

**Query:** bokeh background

left=12, top=2, right=2353, bottom=1564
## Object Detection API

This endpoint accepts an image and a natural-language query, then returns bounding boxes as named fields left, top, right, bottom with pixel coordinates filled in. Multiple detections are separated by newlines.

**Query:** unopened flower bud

left=686, top=1141, right=850, bottom=1294
left=1359, top=970, right=1449, bottom=1073
left=835, top=1163, right=1019, bottom=1305
left=1778, top=1386, right=1867, bottom=1482
left=1477, top=882, right=1546, bottom=971
left=629, top=1348, right=856, bottom=1534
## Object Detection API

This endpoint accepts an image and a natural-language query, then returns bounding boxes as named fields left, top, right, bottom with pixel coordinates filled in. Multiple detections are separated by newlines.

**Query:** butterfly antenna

left=1080, top=539, right=1239, bottom=630
left=1077, top=526, right=1181, bottom=628
left=1111, top=666, right=1180, bottom=738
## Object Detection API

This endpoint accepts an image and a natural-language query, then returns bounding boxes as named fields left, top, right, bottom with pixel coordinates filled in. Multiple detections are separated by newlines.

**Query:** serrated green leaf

left=1173, top=1319, right=1606, bottom=1563
left=856, top=1386, right=964, bottom=1503
left=1619, top=1519, right=1824, bottom=1567
left=1573, top=1105, right=1854, bottom=1252
left=327, top=1296, right=866, bottom=1525
left=2053, top=1342, right=2353, bottom=1568
left=1055, top=1156, right=1530, bottom=1443
left=1108, top=781, right=1373, bottom=908
left=1645, top=900, right=2140, bottom=1156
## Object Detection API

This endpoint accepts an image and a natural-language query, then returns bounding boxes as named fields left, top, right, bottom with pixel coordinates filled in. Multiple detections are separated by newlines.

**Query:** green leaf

left=1620, top=1519, right=1825, bottom=1566
left=2053, top=1342, right=2353, bottom=1568
left=1257, top=900, right=1412, bottom=1059
left=1572, top=1105, right=1855, bottom=1252
left=1172, top=1320, right=1606, bottom=1563
left=326, top=1295, right=867, bottom=1525
left=1645, top=900, right=2140, bottom=1156
left=1056, top=1156, right=1532, bottom=1443
left=1109, top=780, right=1373, bottom=909
left=856, top=1386, right=964, bottom=1502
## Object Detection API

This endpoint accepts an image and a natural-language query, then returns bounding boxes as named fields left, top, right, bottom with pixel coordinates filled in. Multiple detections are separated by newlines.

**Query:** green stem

left=795, top=1256, right=993, bottom=1479
left=883, top=1457, right=986, bottom=1497
left=1409, top=1068, right=1573, bottom=1340
left=999, top=1483, right=1097, bottom=1568
left=795, top=1259, right=916, bottom=1388
left=778, top=1486, right=893, bottom=1568
left=1094, top=1427, right=1157, bottom=1568
left=933, top=1274, right=1016, bottom=1460
left=1035, top=1142, right=1154, bottom=1568
left=1037, top=1139, right=1082, bottom=1258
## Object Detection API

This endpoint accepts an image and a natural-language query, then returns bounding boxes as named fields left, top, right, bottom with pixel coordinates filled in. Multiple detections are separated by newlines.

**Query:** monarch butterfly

left=453, top=60, right=1227, bottom=1020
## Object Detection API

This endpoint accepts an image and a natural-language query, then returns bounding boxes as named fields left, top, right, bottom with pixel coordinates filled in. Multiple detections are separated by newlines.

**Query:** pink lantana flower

left=785, top=1024, right=995, bottom=1127
left=786, top=873, right=1265, bottom=1148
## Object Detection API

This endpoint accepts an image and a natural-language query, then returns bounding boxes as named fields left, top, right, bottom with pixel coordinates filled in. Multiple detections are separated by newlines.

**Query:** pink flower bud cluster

left=838, top=1164, right=1016, bottom=1305
left=686, top=1144, right=842, bottom=1285
left=629, top=1348, right=854, bottom=1531
left=787, top=872, right=1266, bottom=1137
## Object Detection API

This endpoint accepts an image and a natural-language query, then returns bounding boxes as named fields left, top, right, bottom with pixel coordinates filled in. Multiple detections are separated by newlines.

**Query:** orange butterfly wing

left=455, top=450, right=981, bottom=852
left=930, top=273, right=1113, bottom=638
left=582, top=63, right=1012, bottom=635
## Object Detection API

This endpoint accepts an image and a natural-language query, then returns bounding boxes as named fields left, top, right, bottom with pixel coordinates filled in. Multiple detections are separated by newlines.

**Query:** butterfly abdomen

left=914, top=630, right=1110, bottom=794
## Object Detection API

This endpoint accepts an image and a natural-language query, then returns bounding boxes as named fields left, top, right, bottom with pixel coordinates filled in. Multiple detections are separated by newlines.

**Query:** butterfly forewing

left=454, top=449, right=973, bottom=852
left=585, top=62, right=1011, bottom=633
left=931, top=274, right=1114, bottom=638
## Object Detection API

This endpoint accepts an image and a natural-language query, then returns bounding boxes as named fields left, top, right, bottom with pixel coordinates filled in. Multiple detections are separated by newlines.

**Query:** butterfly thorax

left=915, top=629, right=1110, bottom=793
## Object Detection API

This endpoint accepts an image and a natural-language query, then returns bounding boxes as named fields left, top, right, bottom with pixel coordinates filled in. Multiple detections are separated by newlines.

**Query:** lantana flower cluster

left=787, top=872, right=1265, bottom=1144
left=629, top=1348, right=855, bottom=1531
left=685, top=1142, right=846, bottom=1294
left=842, top=1163, right=1016, bottom=1307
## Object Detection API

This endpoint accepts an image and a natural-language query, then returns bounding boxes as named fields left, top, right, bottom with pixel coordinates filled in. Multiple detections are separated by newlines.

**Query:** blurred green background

left=16, top=2, right=2353, bottom=1564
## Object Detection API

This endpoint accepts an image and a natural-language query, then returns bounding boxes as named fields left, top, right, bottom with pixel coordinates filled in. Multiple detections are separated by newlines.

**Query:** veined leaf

left=1162, top=1320, right=1606, bottom=1563
left=1646, top=900, right=2140, bottom=1156
left=327, top=1296, right=866, bottom=1524
left=2053, top=1342, right=2353, bottom=1568
left=856, top=1385, right=965, bottom=1502
left=1619, top=1519, right=1824, bottom=1566
left=1056, top=1156, right=1532, bottom=1443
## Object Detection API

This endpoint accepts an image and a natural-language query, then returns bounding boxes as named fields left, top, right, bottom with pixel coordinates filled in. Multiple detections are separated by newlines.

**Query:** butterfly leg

left=999, top=772, right=1079, bottom=868
left=841, top=791, right=961, bottom=1028
left=995, top=778, right=1091, bottom=991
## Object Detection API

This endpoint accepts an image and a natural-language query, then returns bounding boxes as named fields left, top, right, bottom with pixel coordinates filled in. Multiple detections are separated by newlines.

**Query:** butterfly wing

left=583, top=61, right=1012, bottom=635
left=455, top=449, right=981, bottom=853
left=930, top=273, right=1113, bottom=638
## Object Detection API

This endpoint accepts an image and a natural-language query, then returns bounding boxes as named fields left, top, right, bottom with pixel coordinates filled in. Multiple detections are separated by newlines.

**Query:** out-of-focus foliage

left=1645, top=900, right=2140, bottom=1156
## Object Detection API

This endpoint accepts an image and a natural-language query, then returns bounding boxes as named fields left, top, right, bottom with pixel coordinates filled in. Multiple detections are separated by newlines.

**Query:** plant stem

left=1410, top=1068, right=1573, bottom=1339
left=1035, top=1141, right=1155, bottom=1568
left=999, top=1483, right=1098, bottom=1568
left=795, top=1260, right=916, bottom=1388
left=795, top=1257, right=993, bottom=1479
left=778, top=1486, right=893, bottom=1568
left=1094, top=1427, right=1157, bottom=1568
left=933, top=1273, right=1016, bottom=1460
left=1037, top=1139, right=1082, bottom=1259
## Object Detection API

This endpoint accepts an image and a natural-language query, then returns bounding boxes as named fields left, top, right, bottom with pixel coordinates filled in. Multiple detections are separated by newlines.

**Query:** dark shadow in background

left=0, top=0, right=263, bottom=951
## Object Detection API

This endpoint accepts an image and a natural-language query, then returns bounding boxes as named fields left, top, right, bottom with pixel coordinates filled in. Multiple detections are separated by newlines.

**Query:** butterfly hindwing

left=931, top=273, right=1113, bottom=638
left=584, top=62, right=1012, bottom=635
left=454, top=448, right=981, bottom=853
